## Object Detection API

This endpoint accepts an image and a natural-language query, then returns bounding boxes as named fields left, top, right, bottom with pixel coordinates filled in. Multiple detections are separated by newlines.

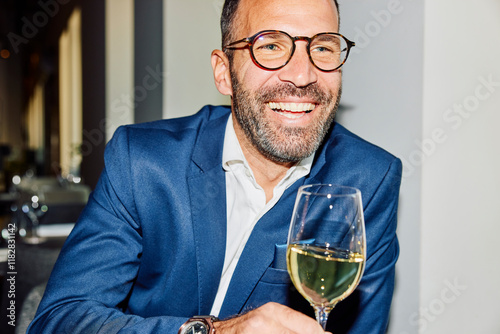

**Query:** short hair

left=220, top=0, right=339, bottom=47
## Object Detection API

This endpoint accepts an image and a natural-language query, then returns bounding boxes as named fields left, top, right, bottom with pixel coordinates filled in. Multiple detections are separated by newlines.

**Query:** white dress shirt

left=210, top=116, right=314, bottom=316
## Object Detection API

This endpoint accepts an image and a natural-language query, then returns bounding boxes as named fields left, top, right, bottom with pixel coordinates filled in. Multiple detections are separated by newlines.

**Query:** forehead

left=236, top=0, right=339, bottom=37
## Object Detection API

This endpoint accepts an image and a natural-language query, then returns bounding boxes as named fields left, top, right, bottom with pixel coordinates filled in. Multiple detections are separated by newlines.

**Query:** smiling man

left=28, top=0, right=402, bottom=333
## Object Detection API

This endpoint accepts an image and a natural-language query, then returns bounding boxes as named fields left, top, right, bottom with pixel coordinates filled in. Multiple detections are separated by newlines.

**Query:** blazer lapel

left=218, top=179, right=306, bottom=318
left=188, top=113, right=229, bottom=315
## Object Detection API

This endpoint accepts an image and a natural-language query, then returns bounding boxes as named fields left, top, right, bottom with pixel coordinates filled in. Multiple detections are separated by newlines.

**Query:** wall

left=335, top=2, right=423, bottom=332
left=105, top=0, right=134, bottom=142
left=163, top=0, right=230, bottom=119
left=80, top=0, right=106, bottom=189
left=421, top=1, right=500, bottom=333
left=135, top=0, right=164, bottom=123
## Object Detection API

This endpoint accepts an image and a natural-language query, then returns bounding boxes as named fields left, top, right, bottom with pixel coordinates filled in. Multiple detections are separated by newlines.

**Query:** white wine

left=287, top=244, right=364, bottom=307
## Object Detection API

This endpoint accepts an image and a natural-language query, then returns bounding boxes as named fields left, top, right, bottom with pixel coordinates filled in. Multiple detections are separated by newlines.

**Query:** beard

left=230, top=71, right=341, bottom=164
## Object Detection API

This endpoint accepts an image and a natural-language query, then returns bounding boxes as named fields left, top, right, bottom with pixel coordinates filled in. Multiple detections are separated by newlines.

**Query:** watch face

left=184, top=321, right=208, bottom=334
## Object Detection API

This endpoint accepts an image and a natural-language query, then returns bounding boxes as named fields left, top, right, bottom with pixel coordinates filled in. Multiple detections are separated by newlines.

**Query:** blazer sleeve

left=329, top=157, right=402, bottom=333
left=27, top=127, right=188, bottom=333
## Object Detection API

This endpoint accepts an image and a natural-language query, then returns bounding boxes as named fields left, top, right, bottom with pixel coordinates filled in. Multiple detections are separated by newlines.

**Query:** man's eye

left=259, top=43, right=281, bottom=51
left=312, top=46, right=334, bottom=53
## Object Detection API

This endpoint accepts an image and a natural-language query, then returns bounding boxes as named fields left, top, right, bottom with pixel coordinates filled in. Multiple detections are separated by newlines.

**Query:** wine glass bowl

left=21, top=197, right=49, bottom=244
left=286, top=184, right=366, bottom=329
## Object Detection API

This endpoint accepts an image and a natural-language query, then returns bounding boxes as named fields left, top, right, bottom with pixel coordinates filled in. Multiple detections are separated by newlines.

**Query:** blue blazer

left=29, top=105, right=402, bottom=333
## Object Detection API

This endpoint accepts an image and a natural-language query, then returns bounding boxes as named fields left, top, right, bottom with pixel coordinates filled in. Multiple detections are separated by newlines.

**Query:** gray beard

left=230, top=72, right=341, bottom=163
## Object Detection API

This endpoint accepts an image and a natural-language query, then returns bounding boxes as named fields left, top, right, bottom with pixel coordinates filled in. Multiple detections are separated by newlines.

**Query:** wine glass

left=21, top=196, right=48, bottom=244
left=286, top=184, right=366, bottom=330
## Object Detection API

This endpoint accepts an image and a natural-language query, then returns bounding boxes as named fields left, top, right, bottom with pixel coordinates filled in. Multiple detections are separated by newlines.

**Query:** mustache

left=256, top=83, right=332, bottom=104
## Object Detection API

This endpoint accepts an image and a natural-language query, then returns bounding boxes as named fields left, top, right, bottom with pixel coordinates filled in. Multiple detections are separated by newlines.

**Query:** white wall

left=163, top=0, right=229, bottom=119
left=337, top=1, right=423, bottom=332
left=421, top=1, right=500, bottom=333
left=105, top=0, right=134, bottom=141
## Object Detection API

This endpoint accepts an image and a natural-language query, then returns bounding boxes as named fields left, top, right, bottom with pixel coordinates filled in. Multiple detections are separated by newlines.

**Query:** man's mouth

left=266, top=102, right=316, bottom=119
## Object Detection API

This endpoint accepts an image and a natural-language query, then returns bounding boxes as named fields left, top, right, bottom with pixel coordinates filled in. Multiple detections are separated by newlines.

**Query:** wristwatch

left=178, top=315, right=219, bottom=334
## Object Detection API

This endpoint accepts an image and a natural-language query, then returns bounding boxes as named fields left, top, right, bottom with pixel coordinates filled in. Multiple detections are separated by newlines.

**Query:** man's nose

left=277, top=42, right=318, bottom=88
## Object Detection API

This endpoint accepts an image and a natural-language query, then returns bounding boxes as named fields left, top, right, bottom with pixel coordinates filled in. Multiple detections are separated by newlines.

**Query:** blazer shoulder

left=309, top=123, right=402, bottom=212
left=106, top=105, right=230, bottom=150
left=104, top=105, right=230, bottom=174
left=329, top=123, right=399, bottom=164
left=311, top=122, right=402, bottom=188
left=123, top=105, right=231, bottom=133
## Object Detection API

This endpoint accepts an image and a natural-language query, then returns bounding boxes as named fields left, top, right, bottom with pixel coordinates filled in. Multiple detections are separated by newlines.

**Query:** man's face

left=229, top=0, right=342, bottom=163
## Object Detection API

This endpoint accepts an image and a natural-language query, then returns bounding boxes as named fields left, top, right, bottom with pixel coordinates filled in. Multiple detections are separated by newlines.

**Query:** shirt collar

left=222, top=116, right=245, bottom=171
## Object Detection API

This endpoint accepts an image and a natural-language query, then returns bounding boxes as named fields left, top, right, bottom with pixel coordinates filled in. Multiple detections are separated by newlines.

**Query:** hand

left=213, top=302, right=330, bottom=334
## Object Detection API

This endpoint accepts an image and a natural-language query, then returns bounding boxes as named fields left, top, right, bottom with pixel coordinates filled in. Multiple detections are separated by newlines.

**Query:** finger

left=257, top=303, right=325, bottom=334
left=214, top=303, right=325, bottom=334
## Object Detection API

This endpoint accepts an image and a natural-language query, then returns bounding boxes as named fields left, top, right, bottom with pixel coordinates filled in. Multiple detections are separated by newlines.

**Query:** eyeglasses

left=223, top=30, right=355, bottom=72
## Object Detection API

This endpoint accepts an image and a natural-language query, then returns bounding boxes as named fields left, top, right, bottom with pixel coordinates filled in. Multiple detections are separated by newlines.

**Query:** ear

left=211, top=49, right=233, bottom=96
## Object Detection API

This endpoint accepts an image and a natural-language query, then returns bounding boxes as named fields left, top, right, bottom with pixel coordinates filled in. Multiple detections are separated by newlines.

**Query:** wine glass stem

left=32, top=220, right=39, bottom=238
left=315, top=306, right=331, bottom=330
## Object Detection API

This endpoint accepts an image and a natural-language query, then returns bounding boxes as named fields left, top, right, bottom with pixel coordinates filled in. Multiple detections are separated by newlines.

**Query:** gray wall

left=134, top=0, right=164, bottom=123
left=163, top=0, right=229, bottom=119
left=337, top=2, right=422, bottom=333
left=420, top=1, right=500, bottom=333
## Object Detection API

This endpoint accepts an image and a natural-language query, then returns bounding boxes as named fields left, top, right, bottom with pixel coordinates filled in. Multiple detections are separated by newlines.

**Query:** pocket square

left=273, top=244, right=288, bottom=270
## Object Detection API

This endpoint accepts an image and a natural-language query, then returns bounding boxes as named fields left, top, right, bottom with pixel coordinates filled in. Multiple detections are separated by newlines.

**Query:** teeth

left=274, top=111, right=305, bottom=119
left=267, top=102, right=315, bottom=113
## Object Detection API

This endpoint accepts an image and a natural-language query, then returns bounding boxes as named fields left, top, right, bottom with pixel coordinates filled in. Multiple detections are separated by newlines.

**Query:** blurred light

left=73, top=176, right=82, bottom=184
left=12, top=175, right=21, bottom=185
left=32, top=202, right=39, bottom=209
left=30, top=53, right=39, bottom=66
left=22, top=204, right=29, bottom=213
left=19, top=229, right=26, bottom=237
left=0, top=49, right=10, bottom=59
left=41, top=205, right=49, bottom=213
left=32, top=195, right=39, bottom=203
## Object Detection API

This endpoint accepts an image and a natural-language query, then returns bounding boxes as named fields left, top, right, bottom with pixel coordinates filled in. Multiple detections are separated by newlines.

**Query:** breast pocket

left=241, top=244, right=297, bottom=313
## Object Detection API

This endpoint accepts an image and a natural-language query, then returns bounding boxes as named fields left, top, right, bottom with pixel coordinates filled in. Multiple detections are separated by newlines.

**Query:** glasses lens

left=251, top=32, right=293, bottom=69
left=309, top=34, right=348, bottom=71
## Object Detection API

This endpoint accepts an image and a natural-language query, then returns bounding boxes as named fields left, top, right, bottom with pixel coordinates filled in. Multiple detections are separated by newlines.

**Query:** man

left=28, top=0, right=402, bottom=333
